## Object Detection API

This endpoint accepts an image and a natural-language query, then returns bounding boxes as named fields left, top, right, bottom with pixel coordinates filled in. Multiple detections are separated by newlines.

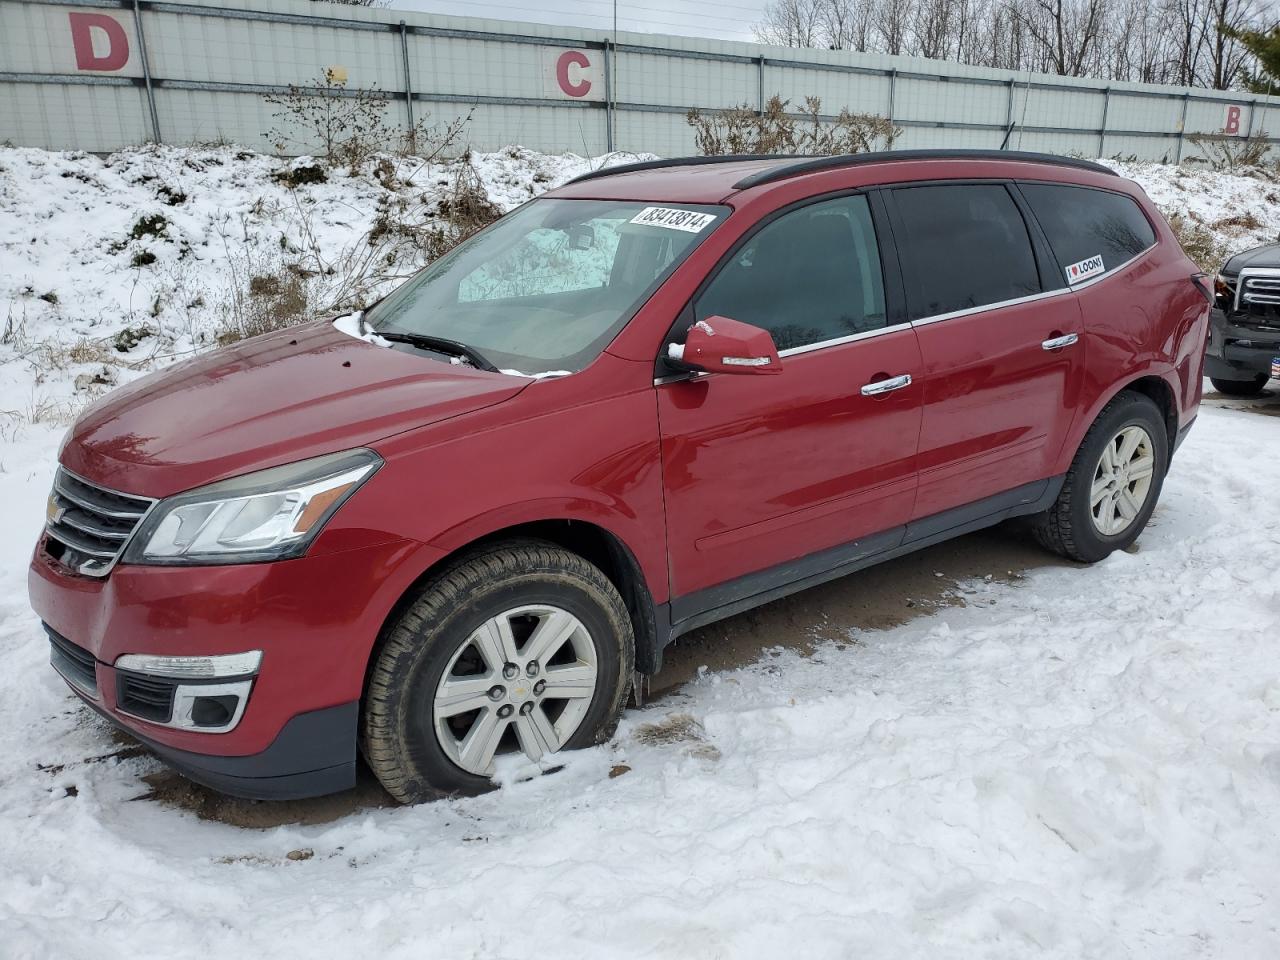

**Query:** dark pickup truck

left=1210, top=242, right=1280, bottom=395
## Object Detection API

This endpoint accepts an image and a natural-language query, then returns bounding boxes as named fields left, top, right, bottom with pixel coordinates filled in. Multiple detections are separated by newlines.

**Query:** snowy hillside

left=2, top=146, right=1279, bottom=958
left=2, top=145, right=1280, bottom=429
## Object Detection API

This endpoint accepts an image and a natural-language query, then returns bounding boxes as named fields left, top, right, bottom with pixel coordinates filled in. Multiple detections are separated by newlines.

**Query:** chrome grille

left=44, top=468, right=155, bottom=577
left=1241, top=276, right=1280, bottom=307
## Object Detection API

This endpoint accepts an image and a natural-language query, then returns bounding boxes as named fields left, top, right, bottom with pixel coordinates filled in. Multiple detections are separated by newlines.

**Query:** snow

left=2, top=144, right=1280, bottom=957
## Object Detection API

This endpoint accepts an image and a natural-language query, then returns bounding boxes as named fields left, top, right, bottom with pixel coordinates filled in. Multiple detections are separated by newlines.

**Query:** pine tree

left=1222, top=25, right=1280, bottom=94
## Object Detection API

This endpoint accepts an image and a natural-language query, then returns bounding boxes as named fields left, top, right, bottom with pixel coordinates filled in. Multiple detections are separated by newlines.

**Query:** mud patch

left=651, top=522, right=1059, bottom=696
left=1203, top=384, right=1280, bottom=417
left=136, top=765, right=394, bottom=829
left=634, top=712, right=721, bottom=760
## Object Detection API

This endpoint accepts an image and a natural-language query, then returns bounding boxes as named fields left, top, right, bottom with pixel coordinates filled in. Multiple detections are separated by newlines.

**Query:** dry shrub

left=1187, top=131, right=1273, bottom=172
left=1164, top=210, right=1230, bottom=271
left=1212, top=211, right=1263, bottom=231
left=215, top=263, right=313, bottom=346
left=687, top=95, right=899, bottom=156
left=264, top=71, right=471, bottom=172
left=326, top=156, right=501, bottom=312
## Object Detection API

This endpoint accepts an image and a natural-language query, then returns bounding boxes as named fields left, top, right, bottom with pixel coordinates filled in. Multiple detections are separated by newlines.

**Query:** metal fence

left=3, top=0, right=1279, bottom=161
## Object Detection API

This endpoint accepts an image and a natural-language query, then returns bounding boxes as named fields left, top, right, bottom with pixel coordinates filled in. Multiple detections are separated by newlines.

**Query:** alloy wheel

left=1089, top=424, right=1156, bottom=536
left=433, top=604, right=598, bottom=775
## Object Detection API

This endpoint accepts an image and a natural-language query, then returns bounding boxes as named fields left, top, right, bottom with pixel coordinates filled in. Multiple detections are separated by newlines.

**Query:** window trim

left=1014, top=178, right=1160, bottom=270
left=884, top=180, right=1046, bottom=324
left=654, top=188, right=902, bottom=377
left=908, top=243, right=1156, bottom=327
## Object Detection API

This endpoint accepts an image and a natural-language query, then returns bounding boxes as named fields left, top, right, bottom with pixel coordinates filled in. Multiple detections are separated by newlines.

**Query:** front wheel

left=1210, top=375, right=1270, bottom=397
left=1032, top=391, right=1169, bottom=563
left=362, top=541, right=634, bottom=803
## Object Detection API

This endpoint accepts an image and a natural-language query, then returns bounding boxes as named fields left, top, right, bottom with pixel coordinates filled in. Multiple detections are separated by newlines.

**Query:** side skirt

left=660, top=475, right=1064, bottom=645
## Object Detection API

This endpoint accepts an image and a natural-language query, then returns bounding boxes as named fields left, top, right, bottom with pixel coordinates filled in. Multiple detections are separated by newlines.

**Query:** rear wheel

left=1210, top=375, right=1270, bottom=397
left=362, top=541, right=634, bottom=803
left=1032, top=391, right=1168, bottom=563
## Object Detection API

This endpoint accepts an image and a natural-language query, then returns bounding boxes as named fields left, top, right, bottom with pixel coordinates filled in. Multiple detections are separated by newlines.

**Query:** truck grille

left=44, top=469, right=155, bottom=577
left=1241, top=275, right=1280, bottom=308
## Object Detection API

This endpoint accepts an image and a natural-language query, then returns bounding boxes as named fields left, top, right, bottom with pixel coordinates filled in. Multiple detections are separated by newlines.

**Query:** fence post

left=131, top=0, right=161, bottom=143
left=399, top=21, right=415, bottom=146
left=1245, top=98, right=1257, bottom=139
left=887, top=68, right=896, bottom=141
left=1098, top=87, right=1109, bottom=158
left=1175, top=91, right=1189, bottom=164
left=1001, top=78, right=1015, bottom=149
left=603, top=40, right=614, bottom=153
left=757, top=55, right=765, bottom=116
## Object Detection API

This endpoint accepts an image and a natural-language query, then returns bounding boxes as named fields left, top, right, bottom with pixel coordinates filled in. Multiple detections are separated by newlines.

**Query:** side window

left=892, top=184, right=1041, bottom=319
left=694, top=194, right=886, bottom=352
left=1020, top=183, right=1156, bottom=282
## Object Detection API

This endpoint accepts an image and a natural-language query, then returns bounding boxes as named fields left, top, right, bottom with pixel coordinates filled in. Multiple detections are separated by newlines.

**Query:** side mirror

left=667, top=316, right=782, bottom=376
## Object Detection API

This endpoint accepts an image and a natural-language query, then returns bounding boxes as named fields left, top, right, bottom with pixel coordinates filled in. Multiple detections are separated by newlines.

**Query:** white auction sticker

left=629, top=206, right=717, bottom=233
left=1065, top=253, right=1105, bottom=285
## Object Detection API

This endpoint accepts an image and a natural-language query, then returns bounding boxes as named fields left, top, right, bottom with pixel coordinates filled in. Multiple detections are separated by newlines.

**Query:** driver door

left=656, top=193, right=924, bottom=623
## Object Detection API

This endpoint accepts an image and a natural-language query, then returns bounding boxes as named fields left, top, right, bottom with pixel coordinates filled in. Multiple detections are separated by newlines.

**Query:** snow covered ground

left=2, top=145, right=1280, bottom=957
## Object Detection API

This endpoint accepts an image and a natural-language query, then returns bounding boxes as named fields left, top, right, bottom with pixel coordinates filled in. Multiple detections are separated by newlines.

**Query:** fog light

left=190, top=694, right=239, bottom=728
left=172, top=680, right=254, bottom=733
left=114, top=650, right=261, bottom=679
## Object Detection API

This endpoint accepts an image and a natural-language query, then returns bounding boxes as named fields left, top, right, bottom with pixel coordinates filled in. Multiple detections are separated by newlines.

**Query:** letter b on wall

left=1224, top=105, right=1242, bottom=136
left=69, top=13, right=130, bottom=72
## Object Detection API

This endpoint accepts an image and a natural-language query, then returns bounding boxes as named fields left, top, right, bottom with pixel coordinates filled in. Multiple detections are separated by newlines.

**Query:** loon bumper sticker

left=630, top=207, right=717, bottom=233
left=1066, top=254, right=1105, bottom=285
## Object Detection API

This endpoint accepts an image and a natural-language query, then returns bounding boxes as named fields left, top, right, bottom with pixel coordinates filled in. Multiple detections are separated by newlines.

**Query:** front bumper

left=77, top=686, right=359, bottom=800
left=1206, top=308, right=1280, bottom=381
left=30, top=533, right=441, bottom=799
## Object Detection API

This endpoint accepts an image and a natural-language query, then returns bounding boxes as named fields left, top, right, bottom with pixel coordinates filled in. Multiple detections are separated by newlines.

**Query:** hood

left=63, top=320, right=529, bottom=498
left=1223, top=241, right=1280, bottom=275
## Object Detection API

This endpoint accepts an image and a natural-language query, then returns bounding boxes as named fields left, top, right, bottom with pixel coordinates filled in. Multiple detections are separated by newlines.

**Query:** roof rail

left=565, top=154, right=798, bottom=185
left=731, top=149, right=1117, bottom=189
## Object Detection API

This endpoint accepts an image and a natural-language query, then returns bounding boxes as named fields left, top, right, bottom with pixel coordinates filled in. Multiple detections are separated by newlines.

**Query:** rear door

left=656, top=193, right=923, bottom=618
left=885, top=182, right=1086, bottom=522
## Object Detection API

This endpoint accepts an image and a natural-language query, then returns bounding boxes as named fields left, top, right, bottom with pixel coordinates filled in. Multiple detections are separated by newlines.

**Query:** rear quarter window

left=1020, top=184, right=1157, bottom=282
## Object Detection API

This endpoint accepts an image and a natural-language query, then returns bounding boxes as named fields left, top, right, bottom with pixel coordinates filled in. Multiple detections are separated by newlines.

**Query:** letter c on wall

left=556, top=51, right=592, bottom=98
left=69, top=13, right=130, bottom=72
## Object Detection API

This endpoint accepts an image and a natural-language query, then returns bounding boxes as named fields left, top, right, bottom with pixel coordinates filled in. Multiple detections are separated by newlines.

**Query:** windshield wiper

left=374, top=329, right=498, bottom=372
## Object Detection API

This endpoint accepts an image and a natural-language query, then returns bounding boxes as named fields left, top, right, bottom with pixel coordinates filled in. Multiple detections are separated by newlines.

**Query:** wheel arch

left=1060, top=368, right=1181, bottom=472
left=362, top=515, right=666, bottom=705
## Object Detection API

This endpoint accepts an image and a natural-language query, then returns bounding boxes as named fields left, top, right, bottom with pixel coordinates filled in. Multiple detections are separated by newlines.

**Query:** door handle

left=860, top=373, right=912, bottom=396
left=1041, top=333, right=1079, bottom=351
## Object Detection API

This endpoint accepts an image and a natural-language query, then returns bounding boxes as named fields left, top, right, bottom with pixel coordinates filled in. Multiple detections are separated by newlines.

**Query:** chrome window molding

left=651, top=242, right=1154, bottom=380
left=909, top=245, right=1154, bottom=328
left=777, top=320, right=913, bottom=357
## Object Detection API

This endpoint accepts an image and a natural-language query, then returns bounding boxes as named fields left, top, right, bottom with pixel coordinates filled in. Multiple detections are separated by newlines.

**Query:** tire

left=1210, top=375, right=1270, bottom=397
left=1032, top=391, right=1169, bottom=564
left=362, top=540, right=634, bottom=804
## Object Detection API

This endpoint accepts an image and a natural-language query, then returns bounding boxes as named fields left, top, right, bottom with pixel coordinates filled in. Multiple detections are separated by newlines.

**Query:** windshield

left=365, top=198, right=729, bottom=375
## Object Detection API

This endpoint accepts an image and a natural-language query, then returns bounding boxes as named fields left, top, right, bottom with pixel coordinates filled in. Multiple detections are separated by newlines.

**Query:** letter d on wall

left=69, top=13, right=130, bottom=71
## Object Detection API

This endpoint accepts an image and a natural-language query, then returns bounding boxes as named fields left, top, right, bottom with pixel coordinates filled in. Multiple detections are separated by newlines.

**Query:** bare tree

left=756, top=0, right=826, bottom=46
left=752, top=0, right=1269, bottom=89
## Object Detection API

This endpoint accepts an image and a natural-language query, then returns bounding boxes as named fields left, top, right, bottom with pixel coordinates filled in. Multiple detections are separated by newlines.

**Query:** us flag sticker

left=1065, top=253, right=1105, bottom=285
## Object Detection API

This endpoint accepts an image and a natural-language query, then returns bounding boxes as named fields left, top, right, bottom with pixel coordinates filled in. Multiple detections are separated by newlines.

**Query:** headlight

left=123, top=449, right=381, bottom=565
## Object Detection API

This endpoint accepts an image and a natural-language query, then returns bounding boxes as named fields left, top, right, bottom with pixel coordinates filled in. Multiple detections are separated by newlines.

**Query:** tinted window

left=695, top=194, right=886, bottom=352
left=1021, top=184, right=1156, bottom=282
left=893, top=184, right=1041, bottom=319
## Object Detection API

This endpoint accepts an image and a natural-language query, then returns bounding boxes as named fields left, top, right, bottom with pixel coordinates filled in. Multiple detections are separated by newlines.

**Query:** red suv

left=30, top=151, right=1210, bottom=802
